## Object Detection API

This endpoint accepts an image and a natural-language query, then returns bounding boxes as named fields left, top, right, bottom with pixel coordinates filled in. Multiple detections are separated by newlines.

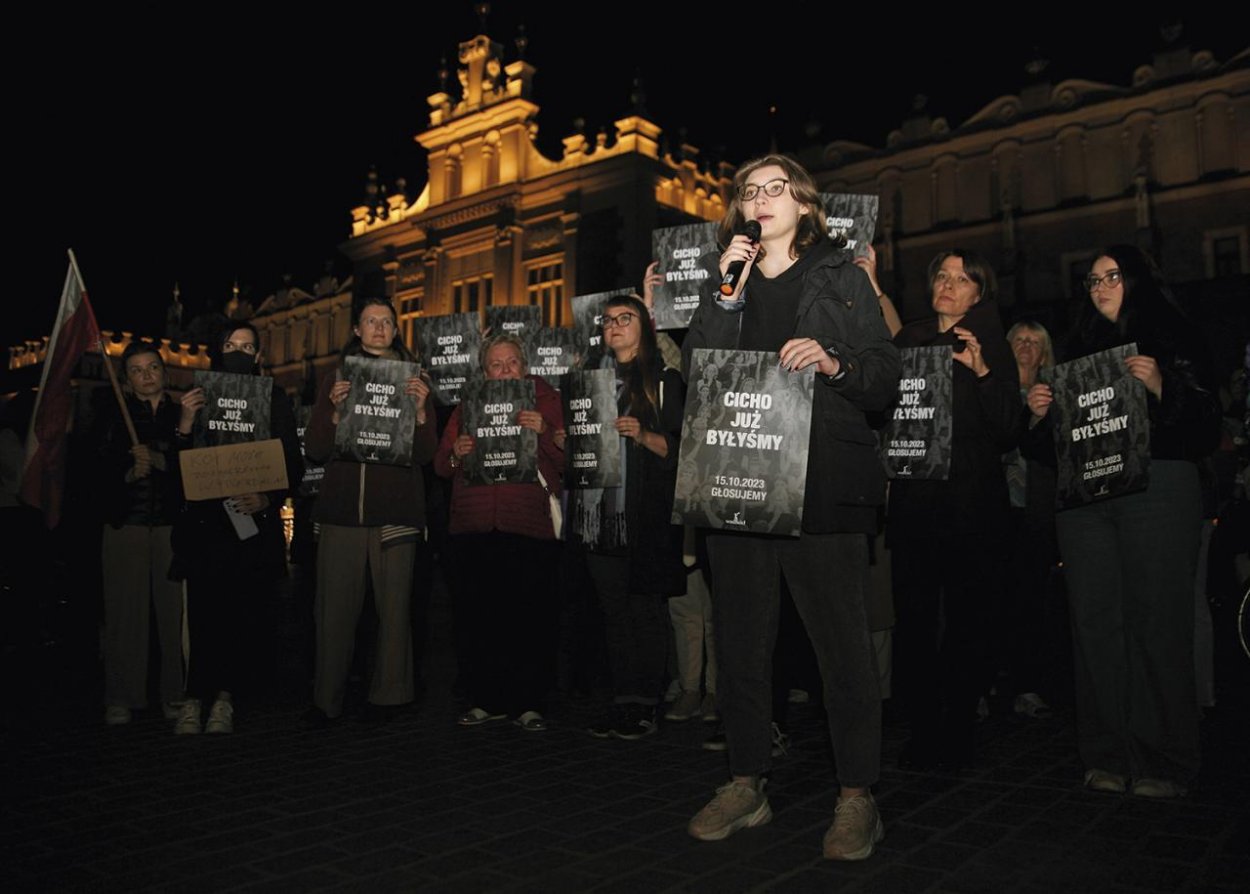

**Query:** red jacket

left=434, top=375, right=564, bottom=540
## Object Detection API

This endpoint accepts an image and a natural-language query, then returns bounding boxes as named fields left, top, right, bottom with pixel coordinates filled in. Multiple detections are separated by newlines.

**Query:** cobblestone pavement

left=4, top=576, right=1248, bottom=893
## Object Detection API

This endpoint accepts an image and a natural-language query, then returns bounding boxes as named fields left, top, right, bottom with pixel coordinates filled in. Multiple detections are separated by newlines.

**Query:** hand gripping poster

left=192, top=370, right=272, bottom=447
left=571, top=289, right=633, bottom=359
left=526, top=327, right=579, bottom=388
left=414, top=312, right=481, bottom=405
left=818, top=193, right=879, bottom=259
left=485, top=305, right=542, bottom=341
left=879, top=346, right=953, bottom=479
left=650, top=221, right=720, bottom=331
left=333, top=356, right=422, bottom=466
left=673, top=349, right=815, bottom=537
left=562, top=369, right=621, bottom=488
left=459, top=377, right=538, bottom=486
left=1044, top=343, right=1151, bottom=509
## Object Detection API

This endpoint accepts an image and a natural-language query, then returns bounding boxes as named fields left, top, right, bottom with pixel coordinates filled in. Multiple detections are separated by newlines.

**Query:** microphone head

left=743, top=220, right=762, bottom=241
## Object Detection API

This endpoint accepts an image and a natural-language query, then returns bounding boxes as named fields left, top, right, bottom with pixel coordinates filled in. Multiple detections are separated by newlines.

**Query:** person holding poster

left=1025, top=246, right=1220, bottom=798
left=172, top=323, right=301, bottom=734
left=570, top=294, right=685, bottom=741
left=434, top=333, right=564, bottom=732
left=302, top=298, right=437, bottom=726
left=682, top=155, right=900, bottom=860
left=887, top=250, right=1020, bottom=771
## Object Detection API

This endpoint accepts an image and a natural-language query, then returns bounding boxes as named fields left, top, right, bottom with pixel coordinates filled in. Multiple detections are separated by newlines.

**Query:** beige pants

left=102, top=525, right=184, bottom=707
left=313, top=524, right=415, bottom=717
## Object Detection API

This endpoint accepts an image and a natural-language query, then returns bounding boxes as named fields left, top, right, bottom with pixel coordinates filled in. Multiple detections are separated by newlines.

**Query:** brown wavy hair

left=717, top=154, right=828, bottom=262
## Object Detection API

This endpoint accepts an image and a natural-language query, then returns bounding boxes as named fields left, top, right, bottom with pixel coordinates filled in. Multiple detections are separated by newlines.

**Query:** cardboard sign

left=180, top=439, right=290, bottom=501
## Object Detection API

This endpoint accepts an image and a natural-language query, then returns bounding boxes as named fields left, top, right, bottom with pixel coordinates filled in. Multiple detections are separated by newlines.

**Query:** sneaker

left=1130, top=778, right=1187, bottom=799
left=458, top=707, right=507, bottom=726
left=664, top=690, right=702, bottom=722
left=1014, top=692, right=1051, bottom=718
left=205, top=698, right=234, bottom=734
left=771, top=722, right=791, bottom=759
left=1083, top=768, right=1128, bottom=794
left=702, top=722, right=727, bottom=751
left=104, top=705, right=131, bottom=726
left=688, top=780, right=772, bottom=841
left=174, top=699, right=202, bottom=735
left=513, top=710, right=548, bottom=732
left=588, top=704, right=626, bottom=738
left=700, top=692, right=718, bottom=723
left=613, top=703, right=657, bottom=740
left=822, top=793, right=884, bottom=861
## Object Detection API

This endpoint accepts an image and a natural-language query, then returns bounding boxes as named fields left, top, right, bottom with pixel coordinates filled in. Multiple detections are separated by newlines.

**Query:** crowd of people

left=68, top=152, right=1242, bottom=865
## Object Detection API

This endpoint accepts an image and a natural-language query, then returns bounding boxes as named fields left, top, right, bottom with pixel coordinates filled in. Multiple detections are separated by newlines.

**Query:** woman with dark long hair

left=683, top=154, right=899, bottom=860
left=1027, top=245, right=1219, bottom=797
left=574, top=293, right=686, bottom=741
left=888, top=249, right=1022, bottom=769
left=301, top=297, right=437, bottom=726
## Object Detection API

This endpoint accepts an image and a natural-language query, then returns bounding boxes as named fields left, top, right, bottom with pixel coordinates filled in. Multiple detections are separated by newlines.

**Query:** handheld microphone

left=719, top=220, right=762, bottom=296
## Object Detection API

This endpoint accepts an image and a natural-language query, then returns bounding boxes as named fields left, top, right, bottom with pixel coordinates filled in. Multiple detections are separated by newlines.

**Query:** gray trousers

left=708, top=531, right=881, bottom=786
left=102, top=524, right=184, bottom=708
left=313, top=524, right=415, bottom=717
left=1056, top=460, right=1202, bottom=783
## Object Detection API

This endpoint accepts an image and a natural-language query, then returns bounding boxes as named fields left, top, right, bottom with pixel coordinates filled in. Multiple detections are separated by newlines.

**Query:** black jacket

left=887, top=300, right=1021, bottom=542
left=683, top=238, right=900, bottom=534
left=96, top=394, right=184, bottom=528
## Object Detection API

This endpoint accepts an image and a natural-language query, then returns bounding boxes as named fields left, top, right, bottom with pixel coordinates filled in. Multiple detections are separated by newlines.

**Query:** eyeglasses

left=600, top=312, right=636, bottom=329
left=1085, top=270, right=1123, bottom=292
left=739, top=178, right=789, bottom=202
left=222, top=340, right=258, bottom=354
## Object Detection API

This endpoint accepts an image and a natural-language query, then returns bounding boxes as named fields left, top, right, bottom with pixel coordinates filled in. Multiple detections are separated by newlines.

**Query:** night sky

left=17, top=6, right=1243, bottom=347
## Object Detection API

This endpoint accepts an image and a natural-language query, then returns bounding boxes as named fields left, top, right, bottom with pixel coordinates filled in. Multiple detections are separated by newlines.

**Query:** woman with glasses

left=682, top=155, right=900, bottom=860
left=301, top=298, right=437, bottom=727
left=1026, top=246, right=1219, bottom=797
left=573, top=294, right=686, bottom=741
left=433, top=333, right=565, bottom=732
left=887, top=249, right=1022, bottom=771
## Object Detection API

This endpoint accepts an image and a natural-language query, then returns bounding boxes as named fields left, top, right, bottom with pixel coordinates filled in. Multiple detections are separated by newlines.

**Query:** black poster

left=414, top=313, right=481, bottom=405
left=563, top=369, right=621, bottom=488
left=192, top=371, right=272, bottom=447
left=673, top=349, right=815, bottom=537
left=650, top=221, right=719, bottom=330
left=526, top=327, right=579, bottom=388
left=571, top=289, right=632, bottom=358
left=1046, top=343, right=1151, bottom=509
left=294, top=405, right=325, bottom=497
left=819, top=193, right=879, bottom=258
left=879, top=346, right=953, bottom=480
left=459, top=378, right=538, bottom=486
left=333, top=356, right=421, bottom=466
left=485, top=305, right=542, bottom=340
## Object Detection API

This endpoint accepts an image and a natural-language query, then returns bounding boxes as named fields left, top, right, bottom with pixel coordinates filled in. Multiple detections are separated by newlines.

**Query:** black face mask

left=220, top=352, right=258, bottom=375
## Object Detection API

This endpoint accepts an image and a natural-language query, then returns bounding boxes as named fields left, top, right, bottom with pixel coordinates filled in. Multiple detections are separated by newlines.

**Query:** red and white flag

left=20, top=250, right=101, bottom=528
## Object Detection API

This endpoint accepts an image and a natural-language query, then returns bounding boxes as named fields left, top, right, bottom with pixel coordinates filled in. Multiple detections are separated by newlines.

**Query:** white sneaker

left=174, top=699, right=202, bottom=735
left=664, top=690, right=702, bottom=722
left=205, top=698, right=234, bottom=734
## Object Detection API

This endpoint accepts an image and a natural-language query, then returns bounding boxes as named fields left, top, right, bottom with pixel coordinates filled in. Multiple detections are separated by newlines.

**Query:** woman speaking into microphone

left=682, top=155, right=900, bottom=860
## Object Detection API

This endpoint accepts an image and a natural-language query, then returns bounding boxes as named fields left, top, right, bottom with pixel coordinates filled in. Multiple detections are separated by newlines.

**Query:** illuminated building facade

left=802, top=40, right=1248, bottom=356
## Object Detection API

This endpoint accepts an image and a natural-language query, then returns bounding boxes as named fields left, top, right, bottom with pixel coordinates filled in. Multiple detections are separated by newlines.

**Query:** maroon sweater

left=433, top=375, right=564, bottom=540
left=305, top=369, right=437, bottom=528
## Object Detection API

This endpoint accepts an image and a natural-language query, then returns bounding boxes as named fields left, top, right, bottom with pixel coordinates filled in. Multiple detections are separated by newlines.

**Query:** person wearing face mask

left=887, top=250, right=1021, bottom=772
left=172, top=322, right=302, bottom=734
left=1025, top=246, right=1220, bottom=799
left=301, top=298, right=437, bottom=727
left=433, top=333, right=564, bottom=732
left=682, top=155, right=900, bottom=860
